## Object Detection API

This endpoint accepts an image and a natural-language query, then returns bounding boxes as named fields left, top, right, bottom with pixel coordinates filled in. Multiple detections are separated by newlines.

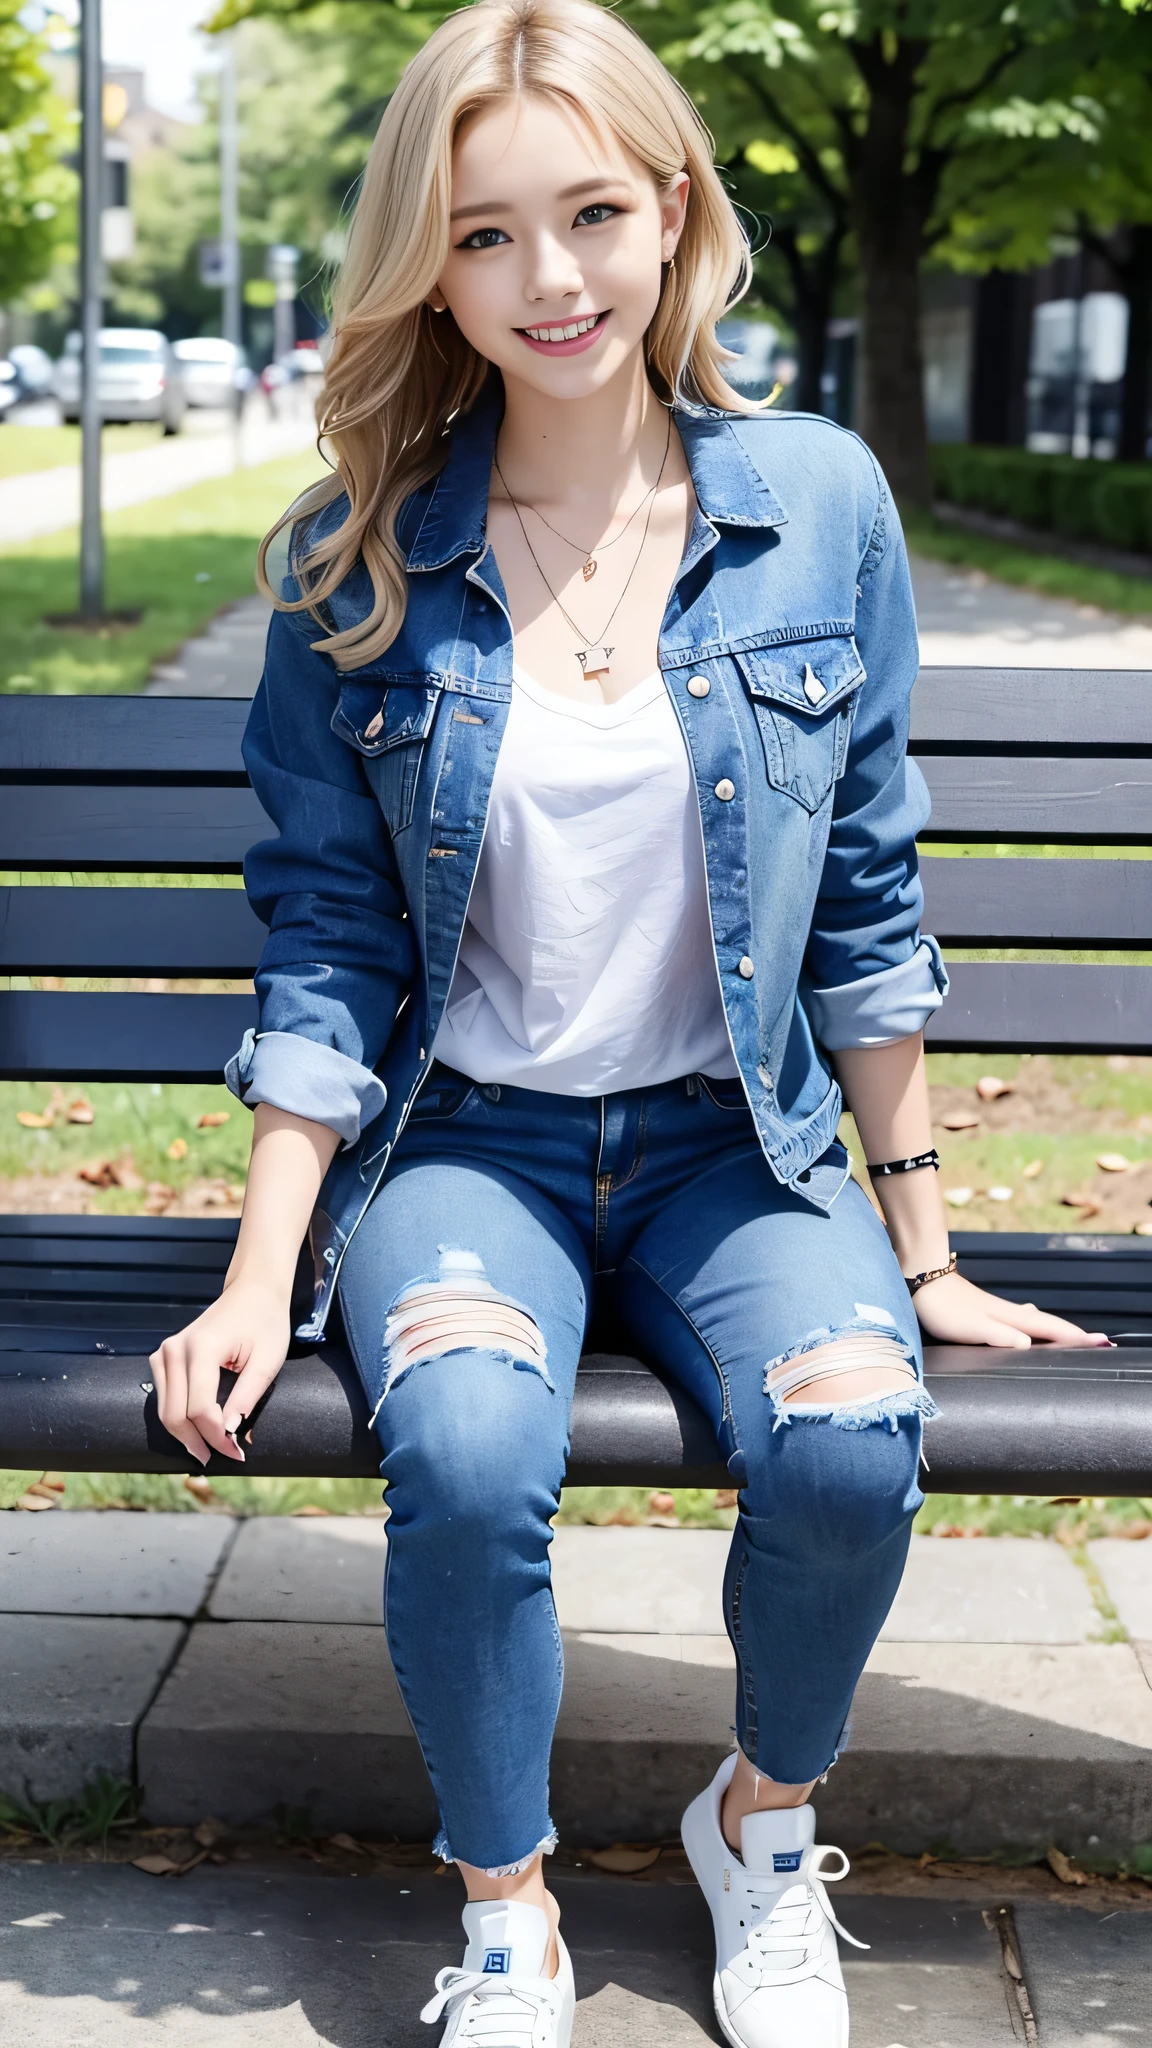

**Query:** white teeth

left=524, top=313, right=600, bottom=343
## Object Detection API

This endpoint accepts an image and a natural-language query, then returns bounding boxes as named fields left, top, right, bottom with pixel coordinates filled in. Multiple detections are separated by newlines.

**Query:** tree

left=210, top=0, right=1151, bottom=501
left=0, top=0, right=73, bottom=305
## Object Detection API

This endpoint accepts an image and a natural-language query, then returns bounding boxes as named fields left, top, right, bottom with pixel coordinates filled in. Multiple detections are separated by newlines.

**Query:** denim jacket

left=226, top=391, right=947, bottom=1340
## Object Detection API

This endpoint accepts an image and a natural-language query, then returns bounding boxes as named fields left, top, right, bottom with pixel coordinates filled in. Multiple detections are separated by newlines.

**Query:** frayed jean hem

left=433, top=1825, right=559, bottom=1879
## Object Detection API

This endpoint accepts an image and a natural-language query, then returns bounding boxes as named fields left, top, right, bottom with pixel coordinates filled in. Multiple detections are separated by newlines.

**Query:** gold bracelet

left=905, top=1251, right=958, bottom=1296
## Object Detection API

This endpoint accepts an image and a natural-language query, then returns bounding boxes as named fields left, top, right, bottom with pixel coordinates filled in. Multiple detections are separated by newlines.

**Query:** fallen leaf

left=192, top=1818, right=226, bottom=1848
left=713, top=1488, right=739, bottom=1510
left=184, top=1475, right=215, bottom=1503
left=132, top=1854, right=182, bottom=1876
left=976, top=1076, right=1014, bottom=1102
left=167, top=1137, right=189, bottom=1161
left=328, top=1833, right=363, bottom=1855
left=16, top=1110, right=54, bottom=1128
left=1134, top=1222, right=1152, bottom=1237
left=586, top=1845, right=661, bottom=1874
left=1096, top=1152, right=1132, bottom=1173
left=1119, top=1520, right=1152, bottom=1539
left=66, top=1096, right=95, bottom=1124
left=1062, top=1192, right=1103, bottom=1217
left=940, top=1110, right=981, bottom=1131
left=648, top=1490, right=676, bottom=1516
left=197, top=1111, right=230, bottom=1128
left=290, top=1504, right=331, bottom=1516
left=1046, top=1845, right=1088, bottom=1886
left=1022, top=1160, right=1044, bottom=1180
left=78, top=1160, right=120, bottom=1188
left=15, top=1491, right=56, bottom=1511
left=943, top=1187, right=973, bottom=1207
left=987, top=1186, right=1014, bottom=1203
left=26, top=1478, right=64, bottom=1500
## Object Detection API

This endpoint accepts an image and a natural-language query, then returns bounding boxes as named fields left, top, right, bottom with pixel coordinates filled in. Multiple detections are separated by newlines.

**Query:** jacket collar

left=402, top=383, right=788, bottom=572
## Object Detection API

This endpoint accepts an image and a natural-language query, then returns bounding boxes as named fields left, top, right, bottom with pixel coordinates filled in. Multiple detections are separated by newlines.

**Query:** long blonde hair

left=261, top=0, right=755, bottom=670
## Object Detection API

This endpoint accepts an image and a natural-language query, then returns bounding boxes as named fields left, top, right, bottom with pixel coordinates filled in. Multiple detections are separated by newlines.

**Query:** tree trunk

left=846, top=40, right=937, bottom=507
left=790, top=299, right=828, bottom=414
left=1117, top=223, right=1152, bottom=464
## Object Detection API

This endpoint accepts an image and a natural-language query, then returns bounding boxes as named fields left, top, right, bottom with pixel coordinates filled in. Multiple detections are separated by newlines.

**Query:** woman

left=151, top=5, right=1106, bottom=2042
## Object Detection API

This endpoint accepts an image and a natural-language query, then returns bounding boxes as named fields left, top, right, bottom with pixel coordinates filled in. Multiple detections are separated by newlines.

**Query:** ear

left=660, top=171, right=690, bottom=262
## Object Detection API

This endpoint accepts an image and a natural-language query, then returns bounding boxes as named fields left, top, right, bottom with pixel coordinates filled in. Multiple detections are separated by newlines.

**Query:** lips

left=516, top=311, right=609, bottom=357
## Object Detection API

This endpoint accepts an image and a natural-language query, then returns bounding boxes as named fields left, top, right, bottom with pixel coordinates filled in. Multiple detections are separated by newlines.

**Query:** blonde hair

left=261, top=0, right=755, bottom=670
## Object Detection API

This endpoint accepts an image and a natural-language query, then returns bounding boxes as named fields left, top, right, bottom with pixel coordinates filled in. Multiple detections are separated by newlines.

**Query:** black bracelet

left=867, top=1149, right=940, bottom=1178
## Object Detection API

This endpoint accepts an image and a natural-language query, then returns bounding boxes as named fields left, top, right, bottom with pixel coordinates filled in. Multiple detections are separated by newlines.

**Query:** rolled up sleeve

left=229, top=603, right=416, bottom=1147
left=805, top=457, right=946, bottom=1049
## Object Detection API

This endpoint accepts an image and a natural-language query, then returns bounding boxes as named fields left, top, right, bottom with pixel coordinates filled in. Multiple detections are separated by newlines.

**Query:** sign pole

left=79, top=0, right=104, bottom=620
left=219, top=33, right=242, bottom=468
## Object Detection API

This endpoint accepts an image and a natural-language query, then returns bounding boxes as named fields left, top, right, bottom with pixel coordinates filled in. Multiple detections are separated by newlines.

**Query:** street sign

left=199, top=238, right=237, bottom=288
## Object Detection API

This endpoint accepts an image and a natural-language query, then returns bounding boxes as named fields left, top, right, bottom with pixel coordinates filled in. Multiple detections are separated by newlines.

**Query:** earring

left=428, top=300, right=448, bottom=314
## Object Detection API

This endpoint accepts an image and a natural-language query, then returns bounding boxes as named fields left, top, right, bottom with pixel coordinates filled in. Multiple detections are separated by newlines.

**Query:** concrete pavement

left=0, top=403, right=318, bottom=548
left=3, top=1515, right=1151, bottom=1855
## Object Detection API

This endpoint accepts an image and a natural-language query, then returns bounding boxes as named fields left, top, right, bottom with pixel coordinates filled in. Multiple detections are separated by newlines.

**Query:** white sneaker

left=421, top=1899, right=575, bottom=2048
left=681, top=1753, right=867, bottom=2048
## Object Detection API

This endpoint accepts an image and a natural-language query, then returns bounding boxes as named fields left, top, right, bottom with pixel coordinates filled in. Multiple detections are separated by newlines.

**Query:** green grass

left=0, top=448, right=324, bottom=695
left=0, top=423, right=163, bottom=479
left=0, top=1080, right=249, bottom=1198
left=904, top=511, right=1152, bottom=618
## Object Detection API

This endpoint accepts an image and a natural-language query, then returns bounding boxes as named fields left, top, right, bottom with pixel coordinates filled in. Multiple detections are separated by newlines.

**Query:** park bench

left=1, top=670, right=1151, bottom=1496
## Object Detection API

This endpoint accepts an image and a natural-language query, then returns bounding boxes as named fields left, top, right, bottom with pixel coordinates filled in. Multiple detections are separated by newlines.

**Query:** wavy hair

left=259, top=0, right=756, bottom=669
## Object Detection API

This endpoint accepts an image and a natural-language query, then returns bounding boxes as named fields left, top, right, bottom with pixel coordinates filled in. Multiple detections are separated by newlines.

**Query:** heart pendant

left=582, top=558, right=597, bottom=581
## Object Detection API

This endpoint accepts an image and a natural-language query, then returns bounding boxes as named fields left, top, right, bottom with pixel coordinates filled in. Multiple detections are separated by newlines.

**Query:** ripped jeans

left=336, top=1064, right=935, bottom=1877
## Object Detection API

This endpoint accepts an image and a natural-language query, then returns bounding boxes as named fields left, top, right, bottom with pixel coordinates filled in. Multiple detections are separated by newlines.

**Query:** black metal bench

left=2, top=674, right=1151, bottom=1494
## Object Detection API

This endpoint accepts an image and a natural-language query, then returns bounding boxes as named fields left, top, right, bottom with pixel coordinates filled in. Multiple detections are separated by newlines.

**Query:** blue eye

left=574, top=203, right=619, bottom=227
left=457, top=227, right=511, bottom=250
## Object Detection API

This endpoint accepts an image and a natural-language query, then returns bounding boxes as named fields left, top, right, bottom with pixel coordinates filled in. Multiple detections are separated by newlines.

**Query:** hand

left=150, top=1278, right=293, bottom=1465
left=912, top=1270, right=1111, bottom=1349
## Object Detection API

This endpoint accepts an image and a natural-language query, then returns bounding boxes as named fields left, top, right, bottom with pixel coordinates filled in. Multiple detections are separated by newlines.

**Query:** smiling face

left=433, top=93, right=688, bottom=401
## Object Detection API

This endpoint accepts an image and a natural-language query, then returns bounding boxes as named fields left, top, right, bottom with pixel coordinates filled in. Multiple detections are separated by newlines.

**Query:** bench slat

left=920, top=856, right=1152, bottom=946
left=909, top=669, right=1152, bottom=749
left=0, top=887, right=265, bottom=975
left=0, top=697, right=251, bottom=776
left=0, top=786, right=270, bottom=873
left=0, top=991, right=256, bottom=1081
left=925, top=962, right=1152, bottom=1051
left=914, top=755, right=1152, bottom=841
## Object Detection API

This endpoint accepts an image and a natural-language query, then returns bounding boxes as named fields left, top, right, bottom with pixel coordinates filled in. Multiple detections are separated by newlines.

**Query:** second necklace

left=496, top=419, right=672, bottom=684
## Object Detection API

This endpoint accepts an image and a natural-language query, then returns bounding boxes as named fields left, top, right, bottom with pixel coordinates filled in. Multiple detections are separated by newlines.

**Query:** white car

left=171, top=336, right=251, bottom=409
left=54, top=328, right=186, bottom=433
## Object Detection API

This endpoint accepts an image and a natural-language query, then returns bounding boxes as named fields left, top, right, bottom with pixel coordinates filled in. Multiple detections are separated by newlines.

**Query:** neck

left=495, top=350, right=670, bottom=515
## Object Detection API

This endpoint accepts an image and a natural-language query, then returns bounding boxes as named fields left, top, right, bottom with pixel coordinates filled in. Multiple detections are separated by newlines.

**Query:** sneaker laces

left=741, top=1845, right=869, bottom=1988
left=420, top=1966, right=561, bottom=2044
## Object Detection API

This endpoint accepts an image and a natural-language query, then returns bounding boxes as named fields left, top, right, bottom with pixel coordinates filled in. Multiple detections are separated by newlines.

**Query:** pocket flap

left=332, top=680, right=439, bottom=755
left=737, top=637, right=865, bottom=717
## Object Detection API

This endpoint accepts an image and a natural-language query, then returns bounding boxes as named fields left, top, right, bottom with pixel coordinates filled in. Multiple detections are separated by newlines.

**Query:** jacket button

left=714, top=777, right=736, bottom=801
left=738, top=956, right=755, bottom=979
left=687, top=675, right=710, bottom=698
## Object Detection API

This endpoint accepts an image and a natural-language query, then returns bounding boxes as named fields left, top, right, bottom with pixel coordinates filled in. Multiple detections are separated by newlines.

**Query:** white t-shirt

left=431, top=664, right=738, bottom=1095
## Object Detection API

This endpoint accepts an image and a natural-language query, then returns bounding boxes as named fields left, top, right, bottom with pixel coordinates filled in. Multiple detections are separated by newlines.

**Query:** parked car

left=0, top=361, right=18, bottom=419
left=171, top=336, right=251, bottom=410
left=54, top=329, right=187, bottom=433
left=6, top=344, right=55, bottom=402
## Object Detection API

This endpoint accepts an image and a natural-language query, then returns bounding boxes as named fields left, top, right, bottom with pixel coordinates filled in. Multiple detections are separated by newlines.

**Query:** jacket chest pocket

left=736, top=637, right=865, bottom=814
left=331, top=678, right=440, bottom=834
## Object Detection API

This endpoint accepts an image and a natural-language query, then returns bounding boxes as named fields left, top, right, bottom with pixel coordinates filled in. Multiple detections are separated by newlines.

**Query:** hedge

left=930, top=444, right=1152, bottom=556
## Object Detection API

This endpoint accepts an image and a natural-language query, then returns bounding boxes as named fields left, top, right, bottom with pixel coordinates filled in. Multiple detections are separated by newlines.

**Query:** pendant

left=577, top=644, right=613, bottom=681
left=582, top=558, right=597, bottom=582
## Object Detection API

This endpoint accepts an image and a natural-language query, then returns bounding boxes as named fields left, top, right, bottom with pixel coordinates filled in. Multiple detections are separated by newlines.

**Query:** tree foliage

left=0, top=0, right=74, bottom=304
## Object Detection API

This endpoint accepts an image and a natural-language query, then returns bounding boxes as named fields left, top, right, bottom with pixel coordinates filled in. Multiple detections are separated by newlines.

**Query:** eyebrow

left=449, top=177, right=626, bottom=222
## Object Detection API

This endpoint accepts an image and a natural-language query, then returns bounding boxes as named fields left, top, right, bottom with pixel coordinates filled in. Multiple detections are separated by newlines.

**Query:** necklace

left=496, top=422, right=673, bottom=683
left=495, top=414, right=671, bottom=583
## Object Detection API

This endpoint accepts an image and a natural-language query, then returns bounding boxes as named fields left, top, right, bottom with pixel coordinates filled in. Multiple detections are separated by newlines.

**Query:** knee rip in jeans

left=763, top=1309, right=938, bottom=1433
left=370, top=1245, right=553, bottom=1421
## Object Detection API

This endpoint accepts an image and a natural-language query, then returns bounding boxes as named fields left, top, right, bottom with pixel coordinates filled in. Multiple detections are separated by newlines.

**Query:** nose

left=524, top=229, right=583, bottom=309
